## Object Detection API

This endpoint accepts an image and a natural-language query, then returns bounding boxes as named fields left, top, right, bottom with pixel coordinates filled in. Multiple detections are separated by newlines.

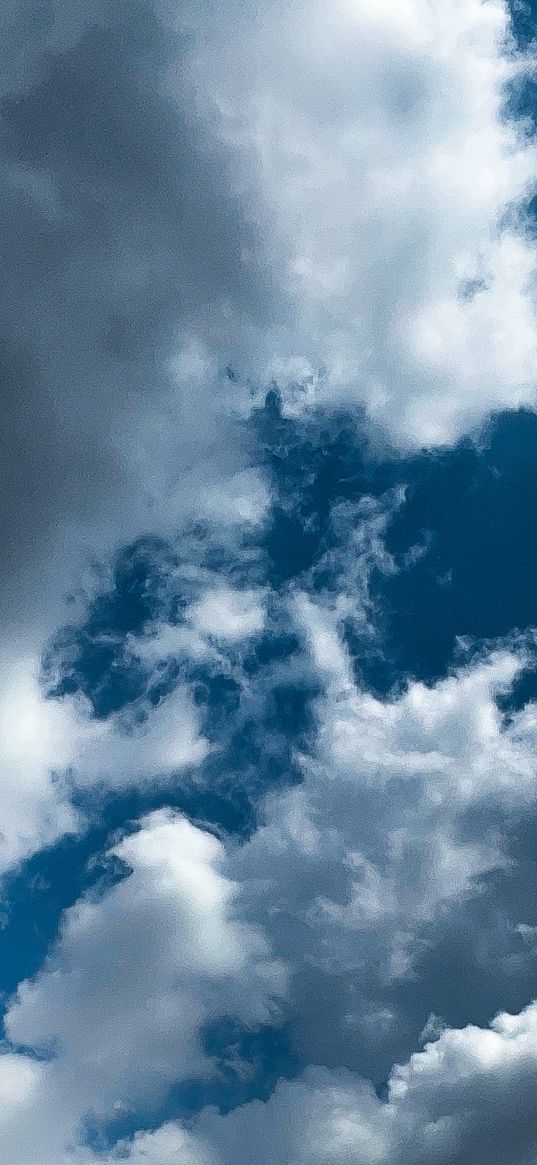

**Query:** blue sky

left=4, top=2, right=537, bottom=1162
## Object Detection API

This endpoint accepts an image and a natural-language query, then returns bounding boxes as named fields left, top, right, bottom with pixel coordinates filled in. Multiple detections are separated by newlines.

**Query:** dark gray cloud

left=0, top=0, right=279, bottom=643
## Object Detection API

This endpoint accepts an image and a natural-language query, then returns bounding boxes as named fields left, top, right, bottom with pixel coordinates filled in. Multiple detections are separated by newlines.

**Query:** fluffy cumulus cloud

left=6, top=810, right=285, bottom=1092
left=0, top=810, right=285, bottom=1164
left=5, top=2, right=537, bottom=1164
left=2, top=0, right=537, bottom=655
left=186, top=0, right=537, bottom=444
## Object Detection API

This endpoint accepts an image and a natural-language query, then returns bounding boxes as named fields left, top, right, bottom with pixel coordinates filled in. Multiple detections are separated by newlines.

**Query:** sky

left=5, top=0, right=537, bottom=1161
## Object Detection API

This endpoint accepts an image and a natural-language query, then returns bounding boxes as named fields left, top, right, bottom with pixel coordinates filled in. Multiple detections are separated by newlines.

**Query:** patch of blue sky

left=83, top=1021, right=301, bottom=1153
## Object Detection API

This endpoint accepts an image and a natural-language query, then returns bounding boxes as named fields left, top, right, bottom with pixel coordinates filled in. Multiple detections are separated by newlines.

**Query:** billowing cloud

left=2, top=0, right=537, bottom=658
left=0, top=651, right=210, bottom=873
left=190, top=999, right=537, bottom=1165
left=224, top=620, right=537, bottom=1075
left=2, top=810, right=285, bottom=1143
left=3, top=0, right=537, bottom=852
left=187, top=0, right=537, bottom=445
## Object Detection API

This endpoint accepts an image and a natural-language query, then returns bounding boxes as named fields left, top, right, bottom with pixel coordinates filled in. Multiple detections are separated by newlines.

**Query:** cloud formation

left=2, top=0, right=537, bottom=656
left=92, top=998, right=537, bottom=1165
left=0, top=810, right=285, bottom=1162
left=9, top=997, right=537, bottom=1165
left=3, top=2, right=537, bottom=1164
left=4, top=631, right=537, bottom=1162
left=187, top=0, right=537, bottom=444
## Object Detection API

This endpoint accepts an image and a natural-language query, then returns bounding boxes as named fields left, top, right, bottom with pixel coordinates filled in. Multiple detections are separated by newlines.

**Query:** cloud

left=0, top=0, right=274, bottom=670
left=187, top=0, right=537, bottom=445
left=80, top=1122, right=214, bottom=1165
left=228, top=620, right=537, bottom=1071
left=4, top=810, right=285, bottom=1121
left=0, top=651, right=209, bottom=874
left=0, top=658, right=79, bottom=873
left=2, top=0, right=537, bottom=667
left=61, top=998, right=537, bottom=1165
left=10, top=997, right=537, bottom=1164
left=188, top=587, right=268, bottom=644
left=2, top=0, right=537, bottom=864
left=4, top=4, right=537, bottom=1163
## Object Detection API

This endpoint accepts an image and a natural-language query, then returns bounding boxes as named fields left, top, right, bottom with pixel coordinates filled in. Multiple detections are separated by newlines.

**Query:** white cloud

left=5, top=633, right=537, bottom=1162
left=0, top=657, right=79, bottom=873
left=0, top=653, right=211, bottom=874
left=72, top=685, right=209, bottom=791
left=76, top=1123, right=215, bottom=1165
left=4, top=810, right=285, bottom=1121
left=8, top=999, right=537, bottom=1165
left=8, top=997, right=537, bottom=1164
left=0, top=1055, right=67, bottom=1165
left=197, top=468, right=271, bottom=529
left=188, top=586, right=267, bottom=643
left=186, top=0, right=537, bottom=445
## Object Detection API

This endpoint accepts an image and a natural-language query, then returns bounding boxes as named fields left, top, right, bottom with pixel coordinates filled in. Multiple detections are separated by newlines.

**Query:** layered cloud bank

left=3, top=1, right=537, bottom=1164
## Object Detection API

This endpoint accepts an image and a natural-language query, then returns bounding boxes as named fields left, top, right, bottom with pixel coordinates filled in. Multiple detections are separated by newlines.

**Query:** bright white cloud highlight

left=188, top=0, right=537, bottom=445
left=189, top=586, right=267, bottom=642
left=5, top=810, right=285, bottom=1112
left=0, top=657, right=78, bottom=873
